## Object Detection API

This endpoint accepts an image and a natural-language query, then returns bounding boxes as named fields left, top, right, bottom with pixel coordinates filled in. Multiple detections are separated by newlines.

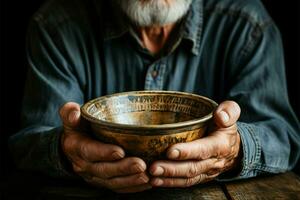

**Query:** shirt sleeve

left=218, top=20, right=300, bottom=181
left=8, top=16, right=84, bottom=178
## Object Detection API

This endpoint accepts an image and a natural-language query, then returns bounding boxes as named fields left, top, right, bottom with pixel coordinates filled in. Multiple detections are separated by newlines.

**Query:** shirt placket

left=144, top=60, right=166, bottom=90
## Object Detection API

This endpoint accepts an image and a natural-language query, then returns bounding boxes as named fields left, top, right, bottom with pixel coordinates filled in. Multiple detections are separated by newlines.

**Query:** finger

left=59, top=102, right=81, bottom=128
left=149, top=158, right=222, bottom=178
left=86, top=157, right=147, bottom=179
left=78, top=137, right=125, bottom=162
left=214, top=101, right=241, bottom=128
left=115, top=183, right=152, bottom=193
left=167, top=136, right=218, bottom=160
left=86, top=172, right=149, bottom=190
left=151, top=173, right=218, bottom=188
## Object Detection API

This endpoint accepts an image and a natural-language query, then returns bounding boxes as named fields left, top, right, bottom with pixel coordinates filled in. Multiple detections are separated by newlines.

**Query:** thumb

left=59, top=102, right=81, bottom=128
left=214, top=101, right=241, bottom=128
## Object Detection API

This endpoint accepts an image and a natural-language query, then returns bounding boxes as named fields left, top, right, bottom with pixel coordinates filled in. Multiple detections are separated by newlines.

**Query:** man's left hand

left=149, top=101, right=242, bottom=187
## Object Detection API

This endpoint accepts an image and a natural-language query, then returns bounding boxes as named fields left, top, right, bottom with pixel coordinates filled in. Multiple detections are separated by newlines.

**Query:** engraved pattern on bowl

left=81, top=91, right=218, bottom=162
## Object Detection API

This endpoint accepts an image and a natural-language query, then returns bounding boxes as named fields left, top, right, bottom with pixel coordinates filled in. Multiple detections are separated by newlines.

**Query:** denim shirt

left=9, top=0, right=300, bottom=180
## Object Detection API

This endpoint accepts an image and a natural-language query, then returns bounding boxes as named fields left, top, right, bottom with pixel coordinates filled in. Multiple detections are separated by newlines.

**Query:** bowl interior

left=84, top=92, right=216, bottom=126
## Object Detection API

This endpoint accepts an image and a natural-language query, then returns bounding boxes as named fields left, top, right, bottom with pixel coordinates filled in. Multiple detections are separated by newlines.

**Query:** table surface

left=1, top=171, right=300, bottom=200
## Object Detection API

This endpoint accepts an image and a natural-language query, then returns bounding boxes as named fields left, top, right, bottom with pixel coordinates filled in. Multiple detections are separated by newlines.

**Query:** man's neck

left=135, top=23, right=178, bottom=56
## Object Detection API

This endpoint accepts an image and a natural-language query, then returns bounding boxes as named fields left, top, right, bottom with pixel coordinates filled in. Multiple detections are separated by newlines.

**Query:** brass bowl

left=81, top=91, right=218, bottom=162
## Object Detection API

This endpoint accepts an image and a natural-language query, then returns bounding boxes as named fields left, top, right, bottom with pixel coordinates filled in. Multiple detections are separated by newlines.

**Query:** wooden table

left=1, top=171, right=300, bottom=199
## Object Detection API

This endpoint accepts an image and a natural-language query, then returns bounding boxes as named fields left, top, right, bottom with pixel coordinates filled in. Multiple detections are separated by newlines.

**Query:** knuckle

left=217, top=159, right=226, bottom=169
left=185, top=177, right=197, bottom=187
left=220, top=159, right=226, bottom=169
left=62, top=136, right=78, bottom=158
left=95, top=164, right=107, bottom=178
left=187, top=163, right=198, bottom=178
left=199, top=147, right=211, bottom=159
left=209, top=172, right=220, bottom=180
left=72, top=164, right=84, bottom=173
left=223, top=144, right=231, bottom=156
left=79, top=143, right=90, bottom=160
left=72, top=163, right=85, bottom=173
left=207, top=168, right=221, bottom=176
left=164, top=166, right=176, bottom=177
left=62, top=135, right=72, bottom=153
left=218, top=138, right=232, bottom=156
left=62, top=134, right=79, bottom=152
left=195, top=174, right=206, bottom=185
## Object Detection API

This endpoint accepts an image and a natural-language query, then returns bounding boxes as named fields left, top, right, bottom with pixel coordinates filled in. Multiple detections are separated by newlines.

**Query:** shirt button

left=152, top=70, right=158, bottom=79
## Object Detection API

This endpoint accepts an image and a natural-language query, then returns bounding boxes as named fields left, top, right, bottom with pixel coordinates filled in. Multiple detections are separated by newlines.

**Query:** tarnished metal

left=81, top=91, right=218, bottom=162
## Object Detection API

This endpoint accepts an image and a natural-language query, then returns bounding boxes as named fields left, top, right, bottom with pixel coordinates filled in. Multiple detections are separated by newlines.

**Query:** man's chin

left=116, top=0, right=192, bottom=27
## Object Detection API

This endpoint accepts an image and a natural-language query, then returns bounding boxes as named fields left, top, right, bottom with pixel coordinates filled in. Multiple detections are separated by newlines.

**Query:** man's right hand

left=59, top=102, right=151, bottom=193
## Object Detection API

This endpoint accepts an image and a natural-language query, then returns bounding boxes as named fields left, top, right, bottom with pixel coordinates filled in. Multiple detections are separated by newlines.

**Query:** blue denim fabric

left=9, top=0, right=300, bottom=179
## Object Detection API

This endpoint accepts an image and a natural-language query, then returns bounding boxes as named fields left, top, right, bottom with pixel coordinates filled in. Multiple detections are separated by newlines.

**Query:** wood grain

left=225, top=172, right=300, bottom=200
left=4, top=171, right=300, bottom=199
left=38, top=182, right=227, bottom=200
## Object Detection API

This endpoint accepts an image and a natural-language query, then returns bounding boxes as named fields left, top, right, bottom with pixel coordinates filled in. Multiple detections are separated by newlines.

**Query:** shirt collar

left=98, top=0, right=203, bottom=55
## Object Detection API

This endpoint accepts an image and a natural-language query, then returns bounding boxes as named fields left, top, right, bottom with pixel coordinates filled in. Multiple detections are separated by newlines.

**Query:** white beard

left=116, top=0, right=193, bottom=27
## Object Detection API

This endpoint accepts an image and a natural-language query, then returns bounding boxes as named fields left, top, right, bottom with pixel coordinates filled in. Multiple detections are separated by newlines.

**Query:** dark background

left=0, top=0, right=299, bottom=180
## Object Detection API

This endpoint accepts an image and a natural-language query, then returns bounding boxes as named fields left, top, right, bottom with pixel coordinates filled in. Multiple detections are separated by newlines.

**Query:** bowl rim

left=80, top=90, right=218, bottom=130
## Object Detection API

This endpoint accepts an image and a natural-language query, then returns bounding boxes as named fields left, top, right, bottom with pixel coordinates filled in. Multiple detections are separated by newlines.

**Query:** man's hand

left=59, top=102, right=152, bottom=193
left=149, top=101, right=242, bottom=187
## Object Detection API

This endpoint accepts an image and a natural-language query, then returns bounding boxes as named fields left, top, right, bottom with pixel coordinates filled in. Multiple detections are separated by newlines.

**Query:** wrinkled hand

left=59, top=102, right=151, bottom=193
left=149, top=101, right=242, bottom=187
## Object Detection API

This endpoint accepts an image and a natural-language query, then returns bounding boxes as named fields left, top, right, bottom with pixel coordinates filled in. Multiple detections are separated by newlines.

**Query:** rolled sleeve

left=49, top=127, right=76, bottom=178
left=216, top=122, right=262, bottom=181
left=9, top=126, right=76, bottom=178
left=217, top=121, right=296, bottom=182
left=8, top=11, right=84, bottom=178
left=217, top=20, right=300, bottom=181
left=236, top=122, right=261, bottom=179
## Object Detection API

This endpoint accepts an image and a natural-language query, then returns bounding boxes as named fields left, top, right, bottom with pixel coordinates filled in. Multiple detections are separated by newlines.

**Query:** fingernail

left=133, top=164, right=145, bottom=173
left=168, top=149, right=180, bottom=159
left=219, top=111, right=229, bottom=123
left=152, top=166, right=164, bottom=176
left=112, top=151, right=124, bottom=159
left=153, top=178, right=163, bottom=186
left=68, top=111, right=80, bottom=123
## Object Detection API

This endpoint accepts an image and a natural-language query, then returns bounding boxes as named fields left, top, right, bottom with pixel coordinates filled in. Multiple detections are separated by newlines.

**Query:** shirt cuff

left=217, top=122, right=261, bottom=181
left=49, top=126, right=79, bottom=179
